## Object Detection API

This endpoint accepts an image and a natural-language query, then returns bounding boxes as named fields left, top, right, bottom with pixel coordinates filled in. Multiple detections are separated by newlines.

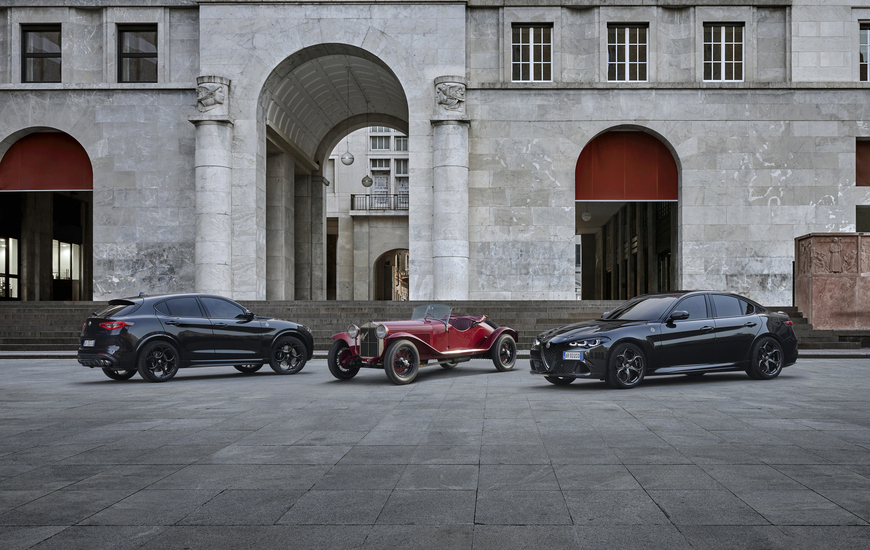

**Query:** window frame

left=607, top=23, right=649, bottom=82
left=511, top=23, right=553, bottom=82
left=703, top=23, right=745, bottom=82
left=21, top=24, right=62, bottom=83
left=370, top=136, right=391, bottom=151
left=117, top=24, right=158, bottom=83
left=861, top=23, right=870, bottom=82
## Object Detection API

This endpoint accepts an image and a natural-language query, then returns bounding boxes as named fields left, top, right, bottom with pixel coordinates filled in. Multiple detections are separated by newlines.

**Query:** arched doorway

left=575, top=130, right=679, bottom=300
left=373, top=249, right=409, bottom=301
left=0, top=130, right=93, bottom=301
left=257, top=44, right=409, bottom=301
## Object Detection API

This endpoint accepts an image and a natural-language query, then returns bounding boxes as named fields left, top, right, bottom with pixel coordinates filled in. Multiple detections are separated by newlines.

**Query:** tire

left=384, top=339, right=420, bottom=385
left=491, top=334, right=518, bottom=372
left=328, top=340, right=360, bottom=380
left=545, top=375, right=575, bottom=386
left=270, top=335, right=307, bottom=375
left=137, top=341, right=180, bottom=382
left=234, top=364, right=263, bottom=374
left=102, top=368, right=136, bottom=381
left=607, top=342, right=646, bottom=389
left=746, top=337, right=784, bottom=380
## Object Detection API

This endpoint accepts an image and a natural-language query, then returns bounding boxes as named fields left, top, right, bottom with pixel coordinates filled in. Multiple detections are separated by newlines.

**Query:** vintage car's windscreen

left=604, top=295, right=679, bottom=321
left=411, top=304, right=451, bottom=322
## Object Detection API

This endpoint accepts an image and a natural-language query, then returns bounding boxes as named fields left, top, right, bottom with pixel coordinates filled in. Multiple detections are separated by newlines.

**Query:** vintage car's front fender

left=331, top=333, right=357, bottom=347
left=486, top=326, right=520, bottom=351
left=383, top=332, right=438, bottom=356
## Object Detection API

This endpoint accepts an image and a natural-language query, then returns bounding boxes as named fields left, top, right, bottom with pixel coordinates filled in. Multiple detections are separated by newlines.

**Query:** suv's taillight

left=100, top=321, right=133, bottom=330
left=784, top=321, right=793, bottom=326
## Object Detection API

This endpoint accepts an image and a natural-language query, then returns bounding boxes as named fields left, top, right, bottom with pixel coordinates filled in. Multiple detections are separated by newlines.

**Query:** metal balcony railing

left=351, top=194, right=409, bottom=211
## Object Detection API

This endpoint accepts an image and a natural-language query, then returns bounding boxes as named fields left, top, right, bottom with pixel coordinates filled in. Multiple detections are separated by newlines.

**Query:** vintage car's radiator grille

left=359, top=327, right=380, bottom=359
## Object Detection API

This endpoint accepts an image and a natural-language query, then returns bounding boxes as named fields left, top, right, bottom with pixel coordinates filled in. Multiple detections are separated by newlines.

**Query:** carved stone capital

left=433, top=75, right=468, bottom=120
left=193, top=75, right=231, bottom=119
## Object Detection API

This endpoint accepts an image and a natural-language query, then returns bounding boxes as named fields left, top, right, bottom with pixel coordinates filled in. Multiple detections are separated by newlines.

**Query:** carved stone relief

left=811, top=236, right=857, bottom=274
left=197, top=83, right=226, bottom=113
left=436, top=83, right=465, bottom=112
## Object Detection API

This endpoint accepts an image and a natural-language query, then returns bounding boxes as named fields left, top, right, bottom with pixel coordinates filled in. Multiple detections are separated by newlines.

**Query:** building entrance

left=575, top=130, right=679, bottom=300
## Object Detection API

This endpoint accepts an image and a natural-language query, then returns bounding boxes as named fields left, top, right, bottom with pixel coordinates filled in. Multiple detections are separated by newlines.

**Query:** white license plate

left=563, top=350, right=583, bottom=361
left=83, top=340, right=95, bottom=347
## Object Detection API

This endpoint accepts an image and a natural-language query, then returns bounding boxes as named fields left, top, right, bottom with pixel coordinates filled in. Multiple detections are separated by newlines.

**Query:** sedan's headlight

left=533, top=338, right=541, bottom=348
left=375, top=324, right=389, bottom=339
left=568, top=337, right=609, bottom=349
left=348, top=324, right=359, bottom=339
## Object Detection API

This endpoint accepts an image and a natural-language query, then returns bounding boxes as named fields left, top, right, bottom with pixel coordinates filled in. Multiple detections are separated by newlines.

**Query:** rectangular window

left=395, top=158, right=408, bottom=176
left=395, top=136, right=408, bottom=152
left=512, top=24, right=552, bottom=82
left=118, top=25, right=158, bottom=83
left=0, top=237, right=19, bottom=299
left=370, top=136, right=391, bottom=151
left=370, top=126, right=391, bottom=133
left=704, top=24, right=743, bottom=81
left=22, top=25, right=61, bottom=83
left=607, top=25, right=648, bottom=82
left=861, top=24, right=870, bottom=82
left=857, top=140, right=870, bottom=186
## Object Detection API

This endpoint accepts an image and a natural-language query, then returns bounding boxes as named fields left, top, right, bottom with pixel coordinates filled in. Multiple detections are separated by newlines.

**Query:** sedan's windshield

left=411, top=304, right=451, bottom=322
left=603, top=295, right=680, bottom=321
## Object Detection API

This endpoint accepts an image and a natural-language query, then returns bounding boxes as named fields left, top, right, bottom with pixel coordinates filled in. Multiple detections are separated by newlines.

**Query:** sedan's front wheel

left=384, top=339, right=419, bottom=385
left=102, top=368, right=136, bottom=381
left=746, top=337, right=784, bottom=380
left=270, top=336, right=307, bottom=374
left=137, top=341, right=180, bottom=382
left=607, top=342, right=646, bottom=389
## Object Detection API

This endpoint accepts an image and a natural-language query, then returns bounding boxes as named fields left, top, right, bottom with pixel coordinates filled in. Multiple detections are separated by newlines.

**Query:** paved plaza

left=0, top=357, right=869, bottom=549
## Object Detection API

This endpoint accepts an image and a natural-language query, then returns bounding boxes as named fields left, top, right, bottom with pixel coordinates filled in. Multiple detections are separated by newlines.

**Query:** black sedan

left=530, top=291, right=798, bottom=389
left=77, top=293, right=314, bottom=382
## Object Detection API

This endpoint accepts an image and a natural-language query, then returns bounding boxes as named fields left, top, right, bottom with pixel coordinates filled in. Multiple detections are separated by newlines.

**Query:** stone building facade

left=1, top=1, right=870, bottom=306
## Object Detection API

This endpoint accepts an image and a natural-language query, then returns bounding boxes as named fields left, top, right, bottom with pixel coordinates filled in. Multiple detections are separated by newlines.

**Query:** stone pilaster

left=190, top=76, right=233, bottom=296
left=431, top=76, right=470, bottom=300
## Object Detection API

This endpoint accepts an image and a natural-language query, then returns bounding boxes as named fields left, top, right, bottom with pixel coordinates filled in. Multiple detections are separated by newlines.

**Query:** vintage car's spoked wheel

left=492, top=334, right=517, bottom=371
left=270, top=336, right=307, bottom=375
left=746, top=337, right=784, bottom=380
left=607, top=343, right=645, bottom=389
left=102, top=368, right=136, bottom=381
left=137, top=341, right=180, bottom=383
left=234, top=364, right=263, bottom=374
left=545, top=375, right=575, bottom=386
left=384, top=339, right=420, bottom=385
left=328, top=340, right=360, bottom=380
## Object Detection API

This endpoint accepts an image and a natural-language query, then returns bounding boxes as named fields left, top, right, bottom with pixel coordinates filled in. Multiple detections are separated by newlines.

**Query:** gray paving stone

left=376, top=490, right=476, bottom=525
left=366, top=524, right=472, bottom=549
left=474, top=490, right=572, bottom=525
left=472, top=525, right=581, bottom=549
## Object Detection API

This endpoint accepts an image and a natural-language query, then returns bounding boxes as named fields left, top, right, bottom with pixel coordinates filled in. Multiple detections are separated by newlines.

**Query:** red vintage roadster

left=328, top=304, right=519, bottom=384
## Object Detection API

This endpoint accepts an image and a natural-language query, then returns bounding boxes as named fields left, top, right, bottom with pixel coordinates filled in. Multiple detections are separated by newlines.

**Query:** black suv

left=77, top=293, right=314, bottom=382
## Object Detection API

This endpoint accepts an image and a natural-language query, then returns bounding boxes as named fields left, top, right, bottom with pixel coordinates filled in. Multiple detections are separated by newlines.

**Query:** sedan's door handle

left=744, top=322, right=757, bottom=327
left=214, top=323, right=227, bottom=328
left=164, top=320, right=179, bottom=326
left=701, top=326, right=714, bottom=332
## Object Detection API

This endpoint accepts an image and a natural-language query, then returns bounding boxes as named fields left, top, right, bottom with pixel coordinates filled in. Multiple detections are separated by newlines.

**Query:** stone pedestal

left=190, top=76, right=233, bottom=296
left=431, top=76, right=469, bottom=300
left=795, top=233, right=870, bottom=330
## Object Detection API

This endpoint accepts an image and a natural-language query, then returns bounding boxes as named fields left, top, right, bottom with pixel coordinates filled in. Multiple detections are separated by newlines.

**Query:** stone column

left=310, top=176, right=328, bottom=300
left=266, top=152, right=294, bottom=300
left=189, top=76, right=233, bottom=296
left=431, top=76, right=470, bottom=300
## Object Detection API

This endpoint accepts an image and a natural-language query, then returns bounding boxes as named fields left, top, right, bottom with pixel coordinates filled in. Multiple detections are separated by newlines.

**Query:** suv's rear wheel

left=137, top=341, right=179, bottom=382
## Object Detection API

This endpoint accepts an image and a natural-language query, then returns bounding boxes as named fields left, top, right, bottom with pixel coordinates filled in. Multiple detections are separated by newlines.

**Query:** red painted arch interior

left=575, top=131, right=678, bottom=201
left=0, top=132, right=93, bottom=191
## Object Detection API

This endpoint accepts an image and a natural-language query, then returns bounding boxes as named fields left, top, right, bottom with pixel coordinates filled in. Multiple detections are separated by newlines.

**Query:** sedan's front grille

left=542, top=347, right=559, bottom=370
left=359, top=327, right=380, bottom=359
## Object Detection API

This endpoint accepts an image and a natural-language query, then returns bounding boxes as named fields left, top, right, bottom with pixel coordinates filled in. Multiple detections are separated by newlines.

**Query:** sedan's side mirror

left=668, top=310, right=690, bottom=321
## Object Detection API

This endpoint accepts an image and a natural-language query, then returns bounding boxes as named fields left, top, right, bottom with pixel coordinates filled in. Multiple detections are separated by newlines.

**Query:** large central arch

left=575, top=128, right=680, bottom=300
left=256, top=44, right=410, bottom=300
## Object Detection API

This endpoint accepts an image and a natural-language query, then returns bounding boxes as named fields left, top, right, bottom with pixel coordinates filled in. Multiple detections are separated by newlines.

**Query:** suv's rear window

left=94, top=300, right=140, bottom=318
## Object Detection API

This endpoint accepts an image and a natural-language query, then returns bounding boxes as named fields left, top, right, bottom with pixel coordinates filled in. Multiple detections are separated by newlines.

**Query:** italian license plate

left=563, top=350, right=583, bottom=361
left=83, top=340, right=95, bottom=347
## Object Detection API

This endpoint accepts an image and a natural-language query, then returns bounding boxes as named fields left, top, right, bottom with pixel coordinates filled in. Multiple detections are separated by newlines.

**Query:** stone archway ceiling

left=264, top=45, right=409, bottom=163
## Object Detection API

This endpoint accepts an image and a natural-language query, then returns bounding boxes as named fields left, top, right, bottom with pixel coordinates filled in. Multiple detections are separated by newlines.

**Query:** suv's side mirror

left=668, top=310, right=690, bottom=321
left=244, top=310, right=255, bottom=321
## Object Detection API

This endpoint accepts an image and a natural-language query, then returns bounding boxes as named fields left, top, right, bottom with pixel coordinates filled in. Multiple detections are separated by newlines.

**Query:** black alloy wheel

left=234, top=364, right=263, bottom=374
left=545, top=375, right=575, bottom=386
left=327, top=340, right=360, bottom=380
left=270, top=336, right=307, bottom=374
left=492, top=334, right=517, bottom=372
left=747, top=337, right=784, bottom=380
left=137, top=341, right=180, bottom=382
left=607, top=342, right=646, bottom=389
left=102, top=368, right=136, bottom=381
left=384, top=339, right=420, bottom=385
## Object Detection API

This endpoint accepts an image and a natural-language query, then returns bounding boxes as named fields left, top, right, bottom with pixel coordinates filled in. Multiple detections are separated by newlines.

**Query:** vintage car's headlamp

left=375, top=324, right=389, bottom=339
left=347, top=324, right=359, bottom=339
left=568, top=337, right=609, bottom=349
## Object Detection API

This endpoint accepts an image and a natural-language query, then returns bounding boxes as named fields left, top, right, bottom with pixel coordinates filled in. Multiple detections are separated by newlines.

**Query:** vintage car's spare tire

left=491, top=334, right=517, bottom=371
left=328, top=340, right=360, bottom=380
left=384, top=339, right=420, bottom=385
left=270, top=335, right=307, bottom=374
